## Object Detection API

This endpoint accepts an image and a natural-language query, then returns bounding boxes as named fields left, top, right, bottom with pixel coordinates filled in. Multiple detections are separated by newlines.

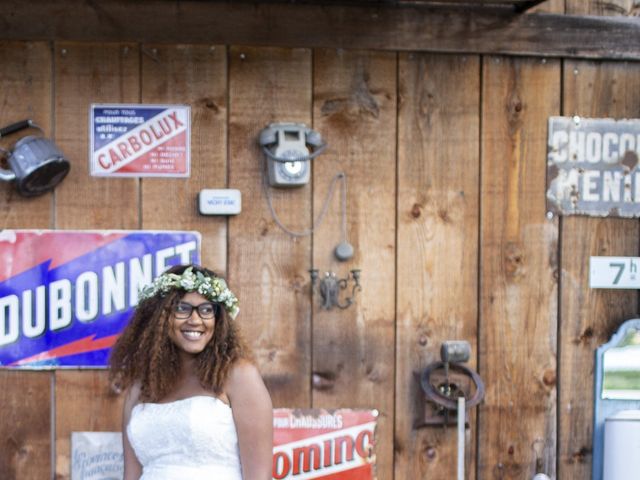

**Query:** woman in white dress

left=109, top=264, right=273, bottom=480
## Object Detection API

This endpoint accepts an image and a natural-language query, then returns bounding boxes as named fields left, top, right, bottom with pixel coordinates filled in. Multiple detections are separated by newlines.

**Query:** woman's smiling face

left=168, top=291, right=216, bottom=355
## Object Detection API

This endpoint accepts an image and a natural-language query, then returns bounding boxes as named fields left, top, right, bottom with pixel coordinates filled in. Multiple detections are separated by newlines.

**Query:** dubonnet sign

left=272, top=408, right=378, bottom=479
left=0, top=229, right=200, bottom=368
left=547, top=116, right=640, bottom=217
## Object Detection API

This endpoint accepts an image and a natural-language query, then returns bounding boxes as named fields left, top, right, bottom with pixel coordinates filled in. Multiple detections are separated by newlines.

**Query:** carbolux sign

left=547, top=116, right=640, bottom=217
left=90, top=104, right=190, bottom=177
left=0, top=230, right=200, bottom=368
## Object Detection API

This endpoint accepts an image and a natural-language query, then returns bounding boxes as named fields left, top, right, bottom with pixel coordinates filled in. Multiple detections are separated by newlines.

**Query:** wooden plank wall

left=1, top=12, right=640, bottom=480
left=0, top=41, right=53, bottom=480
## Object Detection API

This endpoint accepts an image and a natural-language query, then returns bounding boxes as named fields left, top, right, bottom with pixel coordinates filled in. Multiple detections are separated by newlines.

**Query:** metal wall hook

left=309, top=269, right=361, bottom=310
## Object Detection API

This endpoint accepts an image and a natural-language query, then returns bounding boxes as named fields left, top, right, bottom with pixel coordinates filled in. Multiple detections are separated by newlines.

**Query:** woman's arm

left=122, top=383, right=143, bottom=480
left=226, top=360, right=273, bottom=480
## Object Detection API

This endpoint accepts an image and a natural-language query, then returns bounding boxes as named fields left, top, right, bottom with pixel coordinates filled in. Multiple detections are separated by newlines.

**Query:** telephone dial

left=259, top=122, right=326, bottom=187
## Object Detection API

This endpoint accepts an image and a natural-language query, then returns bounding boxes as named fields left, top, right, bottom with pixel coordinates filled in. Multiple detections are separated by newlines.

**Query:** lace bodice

left=127, top=395, right=242, bottom=480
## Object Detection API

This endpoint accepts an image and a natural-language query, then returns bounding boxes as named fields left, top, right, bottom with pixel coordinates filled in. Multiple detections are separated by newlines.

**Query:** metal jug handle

left=0, top=145, right=14, bottom=181
left=0, top=119, right=42, bottom=138
left=0, top=119, right=43, bottom=181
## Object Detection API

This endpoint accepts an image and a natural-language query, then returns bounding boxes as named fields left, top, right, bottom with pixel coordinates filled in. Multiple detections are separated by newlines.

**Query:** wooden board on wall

left=54, top=42, right=140, bottom=230
left=311, top=48, right=396, bottom=480
left=0, top=370, right=52, bottom=479
left=227, top=46, right=313, bottom=407
left=0, top=41, right=54, bottom=228
left=53, top=41, right=140, bottom=480
left=478, top=56, right=560, bottom=479
left=395, top=52, right=480, bottom=479
left=140, top=44, right=228, bottom=273
left=565, top=0, right=637, bottom=15
left=558, top=59, right=640, bottom=480
left=4, top=1, right=640, bottom=61
left=0, top=40, right=53, bottom=480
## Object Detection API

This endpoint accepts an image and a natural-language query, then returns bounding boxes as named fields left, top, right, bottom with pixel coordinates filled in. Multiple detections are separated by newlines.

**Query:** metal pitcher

left=0, top=119, right=70, bottom=197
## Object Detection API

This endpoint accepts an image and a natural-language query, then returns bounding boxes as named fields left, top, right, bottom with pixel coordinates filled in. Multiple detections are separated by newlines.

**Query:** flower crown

left=138, top=267, right=240, bottom=319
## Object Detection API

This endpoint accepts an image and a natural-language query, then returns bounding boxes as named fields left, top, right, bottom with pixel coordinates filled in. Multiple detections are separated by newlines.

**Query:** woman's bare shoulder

left=225, top=359, right=268, bottom=398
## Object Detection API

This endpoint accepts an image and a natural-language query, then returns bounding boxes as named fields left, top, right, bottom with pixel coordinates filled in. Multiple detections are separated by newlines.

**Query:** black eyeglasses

left=173, top=302, right=219, bottom=320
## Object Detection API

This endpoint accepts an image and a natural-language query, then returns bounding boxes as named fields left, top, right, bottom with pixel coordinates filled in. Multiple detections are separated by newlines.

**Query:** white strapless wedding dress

left=127, top=395, right=243, bottom=480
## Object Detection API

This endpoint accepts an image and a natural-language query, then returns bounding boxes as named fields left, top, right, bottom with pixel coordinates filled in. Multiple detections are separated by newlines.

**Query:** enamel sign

left=90, top=104, right=191, bottom=177
left=547, top=116, right=640, bottom=217
left=0, top=230, right=200, bottom=368
left=272, top=409, right=378, bottom=479
left=71, top=432, right=123, bottom=480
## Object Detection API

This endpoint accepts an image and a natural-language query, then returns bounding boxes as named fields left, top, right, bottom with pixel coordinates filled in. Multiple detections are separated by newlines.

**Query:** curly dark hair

left=109, top=264, right=252, bottom=402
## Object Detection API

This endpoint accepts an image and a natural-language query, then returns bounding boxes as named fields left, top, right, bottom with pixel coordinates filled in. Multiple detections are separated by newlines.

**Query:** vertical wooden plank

left=312, top=49, right=396, bottom=479
left=565, top=0, right=636, bottom=15
left=0, top=41, right=54, bottom=228
left=558, top=59, right=640, bottom=480
left=0, top=40, right=53, bottom=480
left=140, top=44, right=227, bottom=273
left=228, top=47, right=312, bottom=407
left=53, top=41, right=140, bottom=480
left=54, top=42, right=139, bottom=230
left=55, top=372, right=125, bottom=479
left=479, top=56, right=560, bottom=479
left=528, top=0, right=564, bottom=13
left=395, top=53, right=480, bottom=479
left=0, top=371, right=52, bottom=479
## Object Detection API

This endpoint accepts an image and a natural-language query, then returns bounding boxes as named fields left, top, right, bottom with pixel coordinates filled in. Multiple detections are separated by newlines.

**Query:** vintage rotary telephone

left=259, top=122, right=326, bottom=187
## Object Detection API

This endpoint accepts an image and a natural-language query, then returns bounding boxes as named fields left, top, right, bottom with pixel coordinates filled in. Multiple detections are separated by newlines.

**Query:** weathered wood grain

left=1, top=1, right=639, bottom=60
left=558, top=59, right=640, bottom=480
left=0, top=371, right=52, bottom=479
left=54, top=42, right=139, bottom=229
left=311, top=48, right=396, bottom=480
left=0, top=41, right=53, bottom=228
left=478, top=56, right=560, bottom=479
left=52, top=41, right=140, bottom=479
left=0, top=40, right=53, bottom=480
left=566, top=0, right=637, bottom=15
left=55, top=371, right=124, bottom=480
left=395, top=52, right=480, bottom=480
left=227, top=46, right=313, bottom=407
left=140, top=44, right=228, bottom=273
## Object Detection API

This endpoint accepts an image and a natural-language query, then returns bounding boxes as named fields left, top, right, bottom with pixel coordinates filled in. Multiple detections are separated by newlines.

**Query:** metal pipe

left=458, top=396, right=465, bottom=480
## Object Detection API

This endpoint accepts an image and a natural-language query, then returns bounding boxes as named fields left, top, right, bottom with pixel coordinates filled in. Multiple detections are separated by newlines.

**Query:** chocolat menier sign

left=547, top=116, right=640, bottom=217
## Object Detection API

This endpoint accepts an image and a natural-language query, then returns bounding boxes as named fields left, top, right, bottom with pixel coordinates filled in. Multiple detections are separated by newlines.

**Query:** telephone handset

left=259, top=122, right=326, bottom=187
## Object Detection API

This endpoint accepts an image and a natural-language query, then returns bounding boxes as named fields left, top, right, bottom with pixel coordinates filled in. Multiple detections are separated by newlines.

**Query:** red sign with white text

left=90, top=104, right=190, bottom=177
left=272, top=409, right=377, bottom=479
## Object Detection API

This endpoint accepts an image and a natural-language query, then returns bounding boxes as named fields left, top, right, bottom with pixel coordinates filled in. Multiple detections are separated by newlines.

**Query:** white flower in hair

left=138, top=266, right=240, bottom=319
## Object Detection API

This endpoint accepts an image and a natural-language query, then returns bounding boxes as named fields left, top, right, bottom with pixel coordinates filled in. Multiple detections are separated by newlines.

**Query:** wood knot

left=507, top=445, right=514, bottom=455
left=575, top=326, right=594, bottom=344
left=504, top=242, right=525, bottom=278
left=411, top=203, right=422, bottom=218
left=312, top=371, right=336, bottom=390
left=425, top=446, right=437, bottom=460
left=438, top=208, right=451, bottom=223
left=542, top=369, right=556, bottom=387
left=570, top=446, right=591, bottom=464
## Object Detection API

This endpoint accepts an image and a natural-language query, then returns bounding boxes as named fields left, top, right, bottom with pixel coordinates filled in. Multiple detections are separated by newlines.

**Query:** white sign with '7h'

left=590, top=256, right=640, bottom=289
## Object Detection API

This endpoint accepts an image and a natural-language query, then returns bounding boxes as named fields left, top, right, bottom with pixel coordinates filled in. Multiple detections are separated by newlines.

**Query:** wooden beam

left=1, top=1, right=639, bottom=60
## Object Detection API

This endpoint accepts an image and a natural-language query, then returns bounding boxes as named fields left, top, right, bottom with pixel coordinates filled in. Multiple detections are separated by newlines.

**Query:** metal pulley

left=420, top=340, right=485, bottom=413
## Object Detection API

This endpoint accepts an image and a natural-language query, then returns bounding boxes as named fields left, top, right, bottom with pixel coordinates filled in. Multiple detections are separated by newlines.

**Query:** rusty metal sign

left=547, top=116, right=640, bottom=217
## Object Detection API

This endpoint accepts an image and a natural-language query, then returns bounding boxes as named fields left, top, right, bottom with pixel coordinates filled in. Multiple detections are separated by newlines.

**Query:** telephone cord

left=262, top=157, right=348, bottom=240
